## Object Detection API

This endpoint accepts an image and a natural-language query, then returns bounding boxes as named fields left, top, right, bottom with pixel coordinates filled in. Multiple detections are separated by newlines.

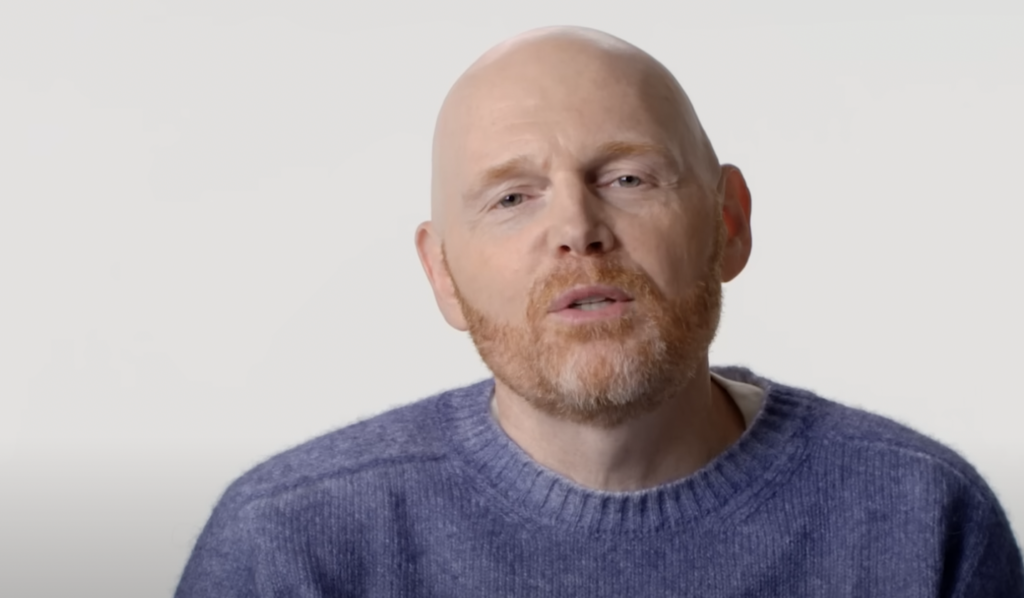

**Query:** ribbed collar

left=439, top=366, right=816, bottom=535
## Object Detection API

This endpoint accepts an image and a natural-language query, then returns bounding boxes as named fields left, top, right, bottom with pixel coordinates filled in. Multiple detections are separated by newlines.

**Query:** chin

left=547, top=343, right=660, bottom=405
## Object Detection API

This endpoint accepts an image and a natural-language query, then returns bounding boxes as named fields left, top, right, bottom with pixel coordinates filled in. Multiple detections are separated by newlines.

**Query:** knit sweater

left=175, top=367, right=1024, bottom=597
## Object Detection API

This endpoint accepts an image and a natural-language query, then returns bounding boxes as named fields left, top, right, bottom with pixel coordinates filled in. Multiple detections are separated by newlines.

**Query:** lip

left=547, top=285, right=634, bottom=313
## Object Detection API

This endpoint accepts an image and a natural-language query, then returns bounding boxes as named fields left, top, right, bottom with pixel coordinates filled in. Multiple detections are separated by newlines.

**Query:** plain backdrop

left=1, top=1, right=1022, bottom=596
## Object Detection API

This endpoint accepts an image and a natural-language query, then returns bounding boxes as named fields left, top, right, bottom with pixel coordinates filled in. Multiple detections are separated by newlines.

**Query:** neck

left=490, top=364, right=746, bottom=492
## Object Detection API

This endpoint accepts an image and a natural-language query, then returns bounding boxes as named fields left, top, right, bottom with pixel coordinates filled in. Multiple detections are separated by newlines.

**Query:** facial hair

left=444, top=219, right=725, bottom=428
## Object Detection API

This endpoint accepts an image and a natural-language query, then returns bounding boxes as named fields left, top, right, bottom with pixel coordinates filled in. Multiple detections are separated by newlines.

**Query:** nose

left=547, top=178, right=616, bottom=257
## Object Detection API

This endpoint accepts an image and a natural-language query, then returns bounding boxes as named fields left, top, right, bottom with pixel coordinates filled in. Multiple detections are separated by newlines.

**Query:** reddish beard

left=443, top=221, right=725, bottom=428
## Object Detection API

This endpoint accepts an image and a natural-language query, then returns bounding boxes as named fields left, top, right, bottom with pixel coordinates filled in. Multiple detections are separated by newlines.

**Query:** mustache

left=526, top=258, right=663, bottom=322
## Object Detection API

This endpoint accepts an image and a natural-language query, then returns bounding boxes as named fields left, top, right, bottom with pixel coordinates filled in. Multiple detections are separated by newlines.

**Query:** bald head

left=414, top=27, right=753, bottom=417
left=430, top=26, right=721, bottom=235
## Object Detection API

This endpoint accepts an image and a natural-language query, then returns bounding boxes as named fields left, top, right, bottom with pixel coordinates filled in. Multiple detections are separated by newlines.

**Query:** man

left=176, top=26, right=1024, bottom=597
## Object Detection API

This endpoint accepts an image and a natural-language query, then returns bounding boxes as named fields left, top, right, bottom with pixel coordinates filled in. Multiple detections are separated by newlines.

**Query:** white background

left=2, top=1, right=1022, bottom=596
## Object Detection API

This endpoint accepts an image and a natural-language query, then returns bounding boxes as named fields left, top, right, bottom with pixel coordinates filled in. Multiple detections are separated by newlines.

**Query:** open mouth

left=569, top=297, right=618, bottom=311
left=549, top=285, right=634, bottom=314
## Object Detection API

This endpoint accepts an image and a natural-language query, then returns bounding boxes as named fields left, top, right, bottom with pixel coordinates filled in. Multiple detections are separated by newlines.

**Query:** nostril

left=558, top=239, right=608, bottom=255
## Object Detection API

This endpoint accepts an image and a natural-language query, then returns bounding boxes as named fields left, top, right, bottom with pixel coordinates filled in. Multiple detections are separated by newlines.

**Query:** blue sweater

left=175, top=367, right=1024, bottom=597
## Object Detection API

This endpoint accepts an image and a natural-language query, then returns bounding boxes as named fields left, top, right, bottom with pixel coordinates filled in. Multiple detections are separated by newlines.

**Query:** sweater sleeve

left=950, top=499, right=1024, bottom=598
left=174, top=488, right=261, bottom=598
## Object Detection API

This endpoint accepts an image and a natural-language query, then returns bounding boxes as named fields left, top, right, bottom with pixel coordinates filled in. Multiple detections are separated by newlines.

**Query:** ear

left=414, top=221, right=469, bottom=331
left=717, top=164, right=753, bottom=283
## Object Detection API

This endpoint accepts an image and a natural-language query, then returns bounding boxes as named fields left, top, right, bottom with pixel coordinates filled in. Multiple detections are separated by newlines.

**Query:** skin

left=415, top=26, right=754, bottom=492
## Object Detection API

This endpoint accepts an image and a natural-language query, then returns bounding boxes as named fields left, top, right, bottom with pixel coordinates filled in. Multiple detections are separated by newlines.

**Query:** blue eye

left=497, top=193, right=524, bottom=208
left=615, top=175, right=643, bottom=187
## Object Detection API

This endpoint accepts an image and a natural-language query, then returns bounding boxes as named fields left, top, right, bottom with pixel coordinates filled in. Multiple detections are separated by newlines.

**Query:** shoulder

left=177, top=383, right=493, bottom=596
left=788, top=382, right=1000, bottom=508
left=217, top=382, right=478, bottom=509
left=769, top=380, right=1024, bottom=593
left=716, top=365, right=1002, bottom=510
left=800, top=389, right=1024, bottom=591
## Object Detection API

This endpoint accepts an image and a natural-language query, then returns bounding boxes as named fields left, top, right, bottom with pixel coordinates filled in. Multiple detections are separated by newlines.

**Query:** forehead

left=442, top=54, right=685, bottom=170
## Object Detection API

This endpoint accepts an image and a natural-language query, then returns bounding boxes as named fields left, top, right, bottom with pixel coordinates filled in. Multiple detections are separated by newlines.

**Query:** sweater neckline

left=440, top=366, right=815, bottom=535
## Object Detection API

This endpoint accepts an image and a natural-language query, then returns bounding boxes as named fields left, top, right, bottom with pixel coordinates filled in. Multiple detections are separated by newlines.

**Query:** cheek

left=622, top=215, right=711, bottom=298
left=463, top=252, right=531, bottom=323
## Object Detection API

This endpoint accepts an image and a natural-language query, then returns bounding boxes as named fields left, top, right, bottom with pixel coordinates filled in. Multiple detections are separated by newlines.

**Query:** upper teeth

left=574, top=297, right=609, bottom=305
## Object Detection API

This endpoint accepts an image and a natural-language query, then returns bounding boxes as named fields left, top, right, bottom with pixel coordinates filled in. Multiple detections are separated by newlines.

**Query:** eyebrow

left=593, top=140, right=678, bottom=165
left=464, top=155, right=536, bottom=203
left=464, top=140, right=679, bottom=203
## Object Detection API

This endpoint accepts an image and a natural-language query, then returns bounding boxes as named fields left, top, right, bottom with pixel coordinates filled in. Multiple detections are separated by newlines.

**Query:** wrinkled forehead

left=429, top=34, right=719, bottom=234
left=436, top=51, right=689, bottom=170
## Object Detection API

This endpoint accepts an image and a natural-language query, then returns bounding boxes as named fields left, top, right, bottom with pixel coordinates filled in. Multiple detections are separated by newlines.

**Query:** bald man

left=176, top=27, right=1023, bottom=597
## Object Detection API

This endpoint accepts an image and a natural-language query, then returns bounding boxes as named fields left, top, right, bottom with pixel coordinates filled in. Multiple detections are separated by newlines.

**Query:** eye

left=614, top=175, right=644, bottom=188
left=496, top=192, right=525, bottom=209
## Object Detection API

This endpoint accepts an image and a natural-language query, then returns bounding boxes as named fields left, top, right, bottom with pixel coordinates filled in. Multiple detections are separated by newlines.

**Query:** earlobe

left=717, top=165, right=753, bottom=283
left=414, top=222, right=469, bottom=331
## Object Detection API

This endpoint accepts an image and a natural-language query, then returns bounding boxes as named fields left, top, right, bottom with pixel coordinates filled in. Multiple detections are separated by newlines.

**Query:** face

left=444, top=221, right=723, bottom=427
left=420, top=42, right=748, bottom=427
